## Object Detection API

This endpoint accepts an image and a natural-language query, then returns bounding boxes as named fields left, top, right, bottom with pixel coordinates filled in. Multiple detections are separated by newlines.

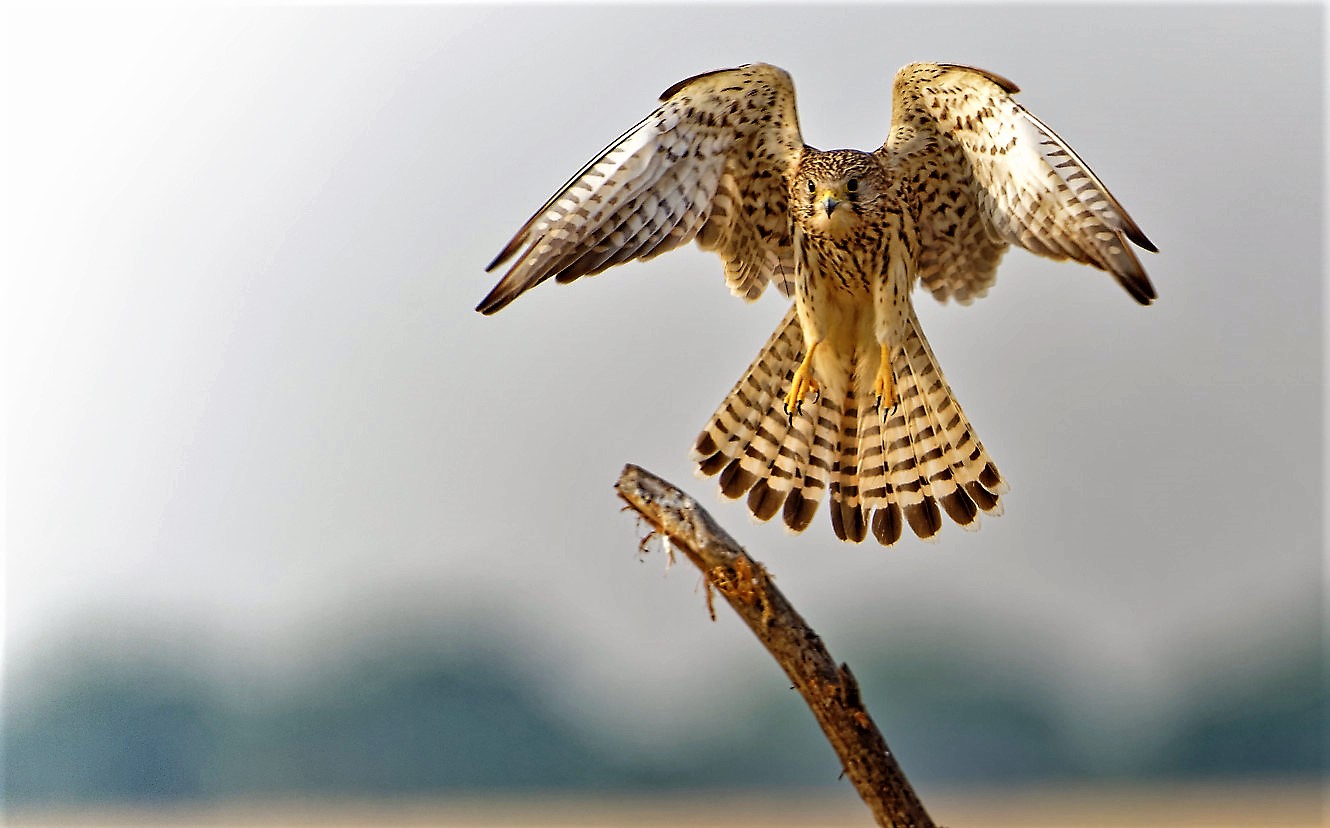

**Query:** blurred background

left=5, top=3, right=1324, bottom=826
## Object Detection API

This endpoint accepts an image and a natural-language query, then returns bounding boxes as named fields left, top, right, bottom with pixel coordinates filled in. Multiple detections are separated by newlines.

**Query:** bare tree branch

left=615, top=463, right=939, bottom=828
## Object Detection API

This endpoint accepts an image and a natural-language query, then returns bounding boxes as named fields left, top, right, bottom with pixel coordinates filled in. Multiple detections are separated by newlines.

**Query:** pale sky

left=6, top=4, right=1323, bottom=743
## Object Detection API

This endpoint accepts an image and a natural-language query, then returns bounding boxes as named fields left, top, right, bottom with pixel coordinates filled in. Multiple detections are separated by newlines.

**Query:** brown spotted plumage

left=480, top=63, right=1156, bottom=545
left=478, top=64, right=803, bottom=314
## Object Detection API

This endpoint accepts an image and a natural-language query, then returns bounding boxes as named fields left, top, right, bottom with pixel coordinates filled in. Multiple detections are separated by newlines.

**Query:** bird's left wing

left=477, top=64, right=804, bottom=315
left=877, top=63, right=1157, bottom=306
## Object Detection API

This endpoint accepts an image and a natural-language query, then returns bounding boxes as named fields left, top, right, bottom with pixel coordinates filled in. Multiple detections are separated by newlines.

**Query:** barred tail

left=691, top=305, right=1007, bottom=545
left=857, top=307, right=1008, bottom=544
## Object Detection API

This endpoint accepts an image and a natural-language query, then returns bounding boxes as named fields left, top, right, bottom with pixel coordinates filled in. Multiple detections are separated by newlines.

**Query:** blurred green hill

left=5, top=619, right=1323, bottom=806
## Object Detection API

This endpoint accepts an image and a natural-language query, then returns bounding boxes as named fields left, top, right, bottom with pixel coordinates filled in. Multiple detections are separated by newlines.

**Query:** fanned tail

left=692, top=305, right=1007, bottom=545
left=857, top=306, right=1008, bottom=543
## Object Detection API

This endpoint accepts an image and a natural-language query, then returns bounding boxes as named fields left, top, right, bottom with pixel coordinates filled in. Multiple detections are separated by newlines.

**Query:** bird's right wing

left=477, top=64, right=805, bottom=315
left=878, top=63, right=1157, bottom=305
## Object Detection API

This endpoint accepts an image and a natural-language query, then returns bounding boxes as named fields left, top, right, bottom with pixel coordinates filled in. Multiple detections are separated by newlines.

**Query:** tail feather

left=779, top=398, right=833, bottom=532
left=694, top=305, right=1004, bottom=545
left=693, top=307, right=832, bottom=532
left=878, top=308, right=1006, bottom=540
left=743, top=397, right=803, bottom=520
left=696, top=310, right=798, bottom=472
left=741, top=395, right=810, bottom=522
left=830, top=386, right=868, bottom=542
left=900, top=307, right=1007, bottom=505
left=895, top=312, right=954, bottom=541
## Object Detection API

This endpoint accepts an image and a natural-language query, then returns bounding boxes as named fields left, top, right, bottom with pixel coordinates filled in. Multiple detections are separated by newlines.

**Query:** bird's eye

left=847, top=178, right=859, bottom=193
left=806, top=179, right=816, bottom=194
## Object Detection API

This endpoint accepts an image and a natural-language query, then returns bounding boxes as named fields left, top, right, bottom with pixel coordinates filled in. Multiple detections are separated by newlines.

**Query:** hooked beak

left=818, top=190, right=841, bottom=218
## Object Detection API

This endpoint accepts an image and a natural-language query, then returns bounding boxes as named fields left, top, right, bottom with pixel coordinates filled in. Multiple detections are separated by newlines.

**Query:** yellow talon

left=874, top=344, right=898, bottom=414
left=784, top=343, right=821, bottom=419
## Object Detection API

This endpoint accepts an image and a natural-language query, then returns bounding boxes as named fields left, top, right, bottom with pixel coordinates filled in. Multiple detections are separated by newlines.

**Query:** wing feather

left=478, top=64, right=804, bottom=315
left=878, top=63, right=1157, bottom=306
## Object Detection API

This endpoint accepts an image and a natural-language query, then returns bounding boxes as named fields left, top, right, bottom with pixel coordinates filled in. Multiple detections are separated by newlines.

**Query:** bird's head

left=794, top=150, right=889, bottom=239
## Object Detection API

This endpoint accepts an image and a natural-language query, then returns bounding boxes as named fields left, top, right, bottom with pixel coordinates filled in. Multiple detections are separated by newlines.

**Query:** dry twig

left=615, top=463, right=938, bottom=828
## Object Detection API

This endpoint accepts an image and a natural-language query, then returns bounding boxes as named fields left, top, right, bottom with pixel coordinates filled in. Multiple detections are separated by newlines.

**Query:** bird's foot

left=783, top=344, right=821, bottom=422
left=873, top=345, right=899, bottom=416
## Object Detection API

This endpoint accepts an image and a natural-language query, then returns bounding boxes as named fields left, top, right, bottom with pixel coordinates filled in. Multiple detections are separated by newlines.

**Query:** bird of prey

left=478, top=62, right=1156, bottom=546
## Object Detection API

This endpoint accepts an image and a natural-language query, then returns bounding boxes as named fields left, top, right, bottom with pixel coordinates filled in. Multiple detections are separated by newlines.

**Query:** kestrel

left=478, top=63, right=1155, bottom=545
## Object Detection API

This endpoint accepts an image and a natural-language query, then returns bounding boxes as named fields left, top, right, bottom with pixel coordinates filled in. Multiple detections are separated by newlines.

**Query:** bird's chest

left=795, top=233, right=884, bottom=297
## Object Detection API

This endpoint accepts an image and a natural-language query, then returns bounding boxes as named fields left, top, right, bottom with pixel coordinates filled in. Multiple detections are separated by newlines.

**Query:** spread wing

left=477, top=64, right=805, bottom=315
left=878, top=62, right=1157, bottom=305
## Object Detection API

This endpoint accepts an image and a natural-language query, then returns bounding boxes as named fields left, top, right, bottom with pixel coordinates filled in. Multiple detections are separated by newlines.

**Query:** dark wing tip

left=659, top=65, right=741, bottom=101
left=1123, top=273, right=1157, bottom=306
left=475, top=269, right=529, bottom=315
left=1128, top=226, right=1159, bottom=254
left=1113, top=219, right=1158, bottom=304
left=937, top=62, right=1020, bottom=94
left=485, top=233, right=528, bottom=273
left=480, top=236, right=535, bottom=312
left=474, top=287, right=510, bottom=315
left=1113, top=247, right=1158, bottom=306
